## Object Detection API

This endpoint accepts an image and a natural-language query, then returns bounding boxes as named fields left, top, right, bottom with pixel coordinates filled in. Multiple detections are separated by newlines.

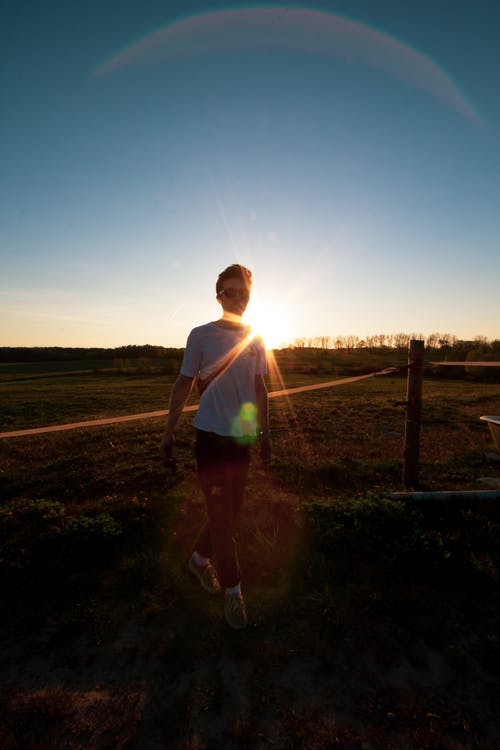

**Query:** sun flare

left=245, top=300, right=291, bottom=350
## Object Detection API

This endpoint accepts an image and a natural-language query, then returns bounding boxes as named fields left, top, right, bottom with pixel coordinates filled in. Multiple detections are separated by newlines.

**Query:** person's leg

left=193, top=429, right=220, bottom=562
left=187, top=431, right=222, bottom=594
left=192, top=431, right=238, bottom=588
left=215, top=440, right=251, bottom=630
left=230, top=442, right=250, bottom=522
left=193, top=431, right=250, bottom=589
left=211, top=439, right=250, bottom=589
left=192, top=431, right=250, bottom=629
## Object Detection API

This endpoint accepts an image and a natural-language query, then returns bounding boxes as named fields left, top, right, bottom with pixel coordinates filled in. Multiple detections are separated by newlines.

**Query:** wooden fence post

left=403, top=339, right=425, bottom=487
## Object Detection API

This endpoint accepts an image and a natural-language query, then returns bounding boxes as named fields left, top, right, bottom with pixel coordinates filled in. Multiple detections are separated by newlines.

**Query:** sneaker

left=188, top=556, right=221, bottom=594
left=224, top=592, right=247, bottom=630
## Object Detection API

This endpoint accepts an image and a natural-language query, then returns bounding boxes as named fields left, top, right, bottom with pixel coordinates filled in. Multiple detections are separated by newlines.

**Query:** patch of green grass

left=300, top=494, right=500, bottom=634
left=0, top=372, right=183, bottom=430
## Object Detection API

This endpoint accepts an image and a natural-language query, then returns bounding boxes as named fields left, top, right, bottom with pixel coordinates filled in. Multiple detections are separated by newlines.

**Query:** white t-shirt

left=180, top=322, right=267, bottom=438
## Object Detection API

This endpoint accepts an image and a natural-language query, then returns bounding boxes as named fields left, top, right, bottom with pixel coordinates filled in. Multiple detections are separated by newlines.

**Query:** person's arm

left=159, top=374, right=195, bottom=465
left=255, top=373, right=271, bottom=462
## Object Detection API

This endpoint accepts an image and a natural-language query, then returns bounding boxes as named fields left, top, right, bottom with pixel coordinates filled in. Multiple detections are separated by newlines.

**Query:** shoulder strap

left=197, top=327, right=252, bottom=396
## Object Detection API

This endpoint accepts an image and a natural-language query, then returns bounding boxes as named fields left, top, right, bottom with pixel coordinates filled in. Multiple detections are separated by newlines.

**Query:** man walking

left=159, top=264, right=270, bottom=629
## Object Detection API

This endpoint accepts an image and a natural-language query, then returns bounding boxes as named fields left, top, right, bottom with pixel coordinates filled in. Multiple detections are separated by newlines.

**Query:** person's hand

left=260, top=433, right=272, bottom=464
left=160, top=433, right=177, bottom=472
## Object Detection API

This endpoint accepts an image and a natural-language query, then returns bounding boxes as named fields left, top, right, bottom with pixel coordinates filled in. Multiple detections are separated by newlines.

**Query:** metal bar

left=388, top=490, right=500, bottom=502
left=430, top=361, right=500, bottom=367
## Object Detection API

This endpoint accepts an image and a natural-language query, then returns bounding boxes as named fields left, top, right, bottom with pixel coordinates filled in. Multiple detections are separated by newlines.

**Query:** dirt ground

left=2, top=478, right=500, bottom=750
left=2, top=591, right=496, bottom=749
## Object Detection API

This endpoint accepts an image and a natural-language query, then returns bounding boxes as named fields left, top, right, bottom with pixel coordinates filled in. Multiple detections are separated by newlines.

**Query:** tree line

left=0, top=335, right=498, bottom=363
left=0, top=345, right=183, bottom=363
left=291, top=333, right=500, bottom=355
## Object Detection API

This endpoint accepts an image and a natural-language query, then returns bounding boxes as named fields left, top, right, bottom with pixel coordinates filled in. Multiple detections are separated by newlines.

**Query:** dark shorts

left=195, top=429, right=251, bottom=486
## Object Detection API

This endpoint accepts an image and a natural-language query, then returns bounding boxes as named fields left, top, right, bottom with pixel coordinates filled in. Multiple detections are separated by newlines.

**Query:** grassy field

left=1, top=359, right=500, bottom=748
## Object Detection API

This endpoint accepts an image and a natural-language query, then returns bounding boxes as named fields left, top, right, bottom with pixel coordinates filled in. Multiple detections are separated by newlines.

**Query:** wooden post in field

left=403, top=339, right=425, bottom=487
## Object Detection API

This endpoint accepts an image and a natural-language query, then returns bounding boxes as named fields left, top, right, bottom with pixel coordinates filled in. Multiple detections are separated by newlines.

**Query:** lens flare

left=93, top=7, right=480, bottom=125
left=245, top=300, right=292, bottom=351
left=231, top=401, right=258, bottom=443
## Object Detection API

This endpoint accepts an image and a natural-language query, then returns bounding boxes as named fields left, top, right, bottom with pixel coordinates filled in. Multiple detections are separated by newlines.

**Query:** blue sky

left=1, top=0, right=499, bottom=348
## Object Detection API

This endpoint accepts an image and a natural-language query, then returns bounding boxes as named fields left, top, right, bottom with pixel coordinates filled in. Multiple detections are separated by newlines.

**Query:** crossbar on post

left=388, top=490, right=500, bottom=502
left=403, top=339, right=425, bottom=487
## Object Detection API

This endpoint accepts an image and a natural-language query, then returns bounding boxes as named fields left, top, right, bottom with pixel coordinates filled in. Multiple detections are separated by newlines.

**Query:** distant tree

left=318, top=336, right=332, bottom=350
left=473, top=335, right=489, bottom=346
left=491, top=339, right=500, bottom=355
left=393, top=333, right=410, bottom=349
left=426, top=333, right=441, bottom=349
left=373, top=334, right=388, bottom=349
left=345, top=335, right=360, bottom=351
left=334, top=336, right=346, bottom=350
left=438, top=334, right=456, bottom=349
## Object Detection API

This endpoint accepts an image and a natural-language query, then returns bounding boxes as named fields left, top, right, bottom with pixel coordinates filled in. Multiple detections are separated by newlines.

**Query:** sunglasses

left=219, top=288, right=250, bottom=300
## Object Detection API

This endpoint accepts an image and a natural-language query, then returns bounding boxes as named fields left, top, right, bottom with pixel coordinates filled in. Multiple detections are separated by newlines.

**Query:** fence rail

left=1, top=352, right=499, bottom=490
left=0, top=368, right=397, bottom=440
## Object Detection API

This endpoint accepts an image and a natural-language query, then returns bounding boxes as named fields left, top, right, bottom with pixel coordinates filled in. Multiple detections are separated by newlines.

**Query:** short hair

left=216, top=264, right=252, bottom=295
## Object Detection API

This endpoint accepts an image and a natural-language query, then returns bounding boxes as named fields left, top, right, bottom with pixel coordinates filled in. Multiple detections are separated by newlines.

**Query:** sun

left=244, top=299, right=292, bottom=350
